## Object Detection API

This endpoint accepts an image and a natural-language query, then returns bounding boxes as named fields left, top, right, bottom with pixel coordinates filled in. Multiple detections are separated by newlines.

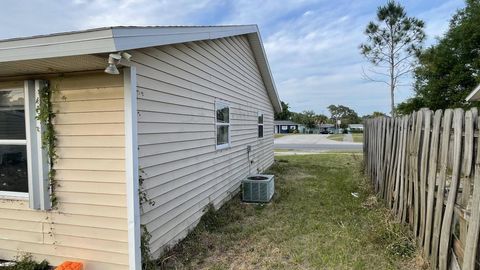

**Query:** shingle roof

left=274, top=120, right=299, bottom=126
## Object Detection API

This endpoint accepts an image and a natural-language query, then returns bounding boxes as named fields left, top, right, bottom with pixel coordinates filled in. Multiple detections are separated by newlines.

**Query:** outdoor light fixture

left=104, top=52, right=131, bottom=75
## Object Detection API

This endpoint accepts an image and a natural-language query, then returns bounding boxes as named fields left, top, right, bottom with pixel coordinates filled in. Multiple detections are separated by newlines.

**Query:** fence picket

left=413, top=111, right=424, bottom=236
left=418, top=109, right=432, bottom=246
left=431, top=109, right=453, bottom=268
left=463, top=111, right=480, bottom=270
left=387, top=118, right=399, bottom=208
left=423, top=109, right=443, bottom=258
left=439, top=108, right=464, bottom=270
left=459, top=110, right=474, bottom=248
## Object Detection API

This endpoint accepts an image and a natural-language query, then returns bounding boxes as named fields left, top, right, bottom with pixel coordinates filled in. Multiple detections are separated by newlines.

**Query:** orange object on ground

left=55, top=261, right=83, bottom=270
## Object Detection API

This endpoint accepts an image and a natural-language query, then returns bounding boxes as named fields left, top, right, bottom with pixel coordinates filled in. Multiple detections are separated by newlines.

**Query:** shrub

left=0, top=254, right=49, bottom=270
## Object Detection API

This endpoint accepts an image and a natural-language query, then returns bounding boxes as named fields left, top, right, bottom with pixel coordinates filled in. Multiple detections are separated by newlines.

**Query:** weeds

left=153, top=154, right=418, bottom=269
left=158, top=200, right=252, bottom=269
left=0, top=254, right=49, bottom=270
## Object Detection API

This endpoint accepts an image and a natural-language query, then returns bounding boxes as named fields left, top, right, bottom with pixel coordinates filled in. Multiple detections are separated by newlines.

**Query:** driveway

left=274, top=134, right=362, bottom=152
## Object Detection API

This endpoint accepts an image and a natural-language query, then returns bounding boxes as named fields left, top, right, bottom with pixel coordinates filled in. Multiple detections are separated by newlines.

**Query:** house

left=273, top=120, right=298, bottom=134
left=348, top=124, right=363, bottom=133
left=0, top=25, right=281, bottom=270
left=466, top=84, right=480, bottom=101
left=319, top=124, right=335, bottom=134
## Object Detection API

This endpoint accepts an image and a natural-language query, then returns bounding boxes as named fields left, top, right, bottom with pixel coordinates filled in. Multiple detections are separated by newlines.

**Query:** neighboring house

left=348, top=124, right=364, bottom=133
left=466, top=84, right=480, bottom=101
left=319, top=124, right=335, bottom=134
left=0, top=25, right=281, bottom=270
left=273, top=120, right=298, bottom=134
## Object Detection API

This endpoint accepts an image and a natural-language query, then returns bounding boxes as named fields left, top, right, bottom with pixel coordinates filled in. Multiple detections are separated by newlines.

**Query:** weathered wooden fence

left=364, top=108, right=480, bottom=270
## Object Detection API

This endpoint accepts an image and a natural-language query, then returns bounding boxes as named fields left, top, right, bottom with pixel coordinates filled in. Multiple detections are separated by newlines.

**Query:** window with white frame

left=258, top=112, right=264, bottom=138
left=0, top=81, right=49, bottom=209
left=215, top=100, right=230, bottom=149
left=0, top=86, right=28, bottom=195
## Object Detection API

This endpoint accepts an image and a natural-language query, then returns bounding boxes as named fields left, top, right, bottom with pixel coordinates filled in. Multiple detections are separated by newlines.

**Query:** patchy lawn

left=274, top=134, right=286, bottom=139
left=327, top=134, right=344, bottom=141
left=158, top=154, right=419, bottom=270
left=352, top=133, right=364, bottom=143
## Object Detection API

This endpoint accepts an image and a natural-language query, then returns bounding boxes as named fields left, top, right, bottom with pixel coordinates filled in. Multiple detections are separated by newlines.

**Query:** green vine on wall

left=139, top=168, right=156, bottom=269
left=35, top=81, right=58, bottom=209
left=139, top=168, right=155, bottom=209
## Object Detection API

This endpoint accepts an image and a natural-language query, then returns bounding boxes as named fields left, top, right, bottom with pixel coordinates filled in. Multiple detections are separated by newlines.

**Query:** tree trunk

left=389, top=24, right=396, bottom=117
left=390, top=31, right=396, bottom=117
left=390, top=83, right=395, bottom=116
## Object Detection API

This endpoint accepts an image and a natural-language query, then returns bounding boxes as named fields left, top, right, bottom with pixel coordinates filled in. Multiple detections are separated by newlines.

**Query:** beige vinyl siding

left=0, top=73, right=129, bottom=270
left=134, top=35, right=275, bottom=256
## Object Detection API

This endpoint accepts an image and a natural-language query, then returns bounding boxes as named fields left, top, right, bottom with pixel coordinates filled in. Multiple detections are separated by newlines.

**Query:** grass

left=352, top=133, right=364, bottom=143
left=158, top=154, right=419, bottom=270
left=327, top=134, right=344, bottom=141
left=274, top=134, right=286, bottom=139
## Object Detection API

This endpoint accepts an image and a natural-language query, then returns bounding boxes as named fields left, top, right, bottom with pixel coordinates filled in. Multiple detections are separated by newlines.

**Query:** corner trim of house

left=124, top=66, right=141, bottom=270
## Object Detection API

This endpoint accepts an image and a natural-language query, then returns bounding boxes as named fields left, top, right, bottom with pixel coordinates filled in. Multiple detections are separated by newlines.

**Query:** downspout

left=123, top=66, right=141, bottom=270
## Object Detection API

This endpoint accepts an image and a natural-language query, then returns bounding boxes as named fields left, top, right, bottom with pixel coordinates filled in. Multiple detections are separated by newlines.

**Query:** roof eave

left=246, top=28, right=282, bottom=113
left=112, top=25, right=258, bottom=51
left=0, top=28, right=116, bottom=62
left=0, top=25, right=282, bottom=113
left=466, top=84, right=480, bottom=101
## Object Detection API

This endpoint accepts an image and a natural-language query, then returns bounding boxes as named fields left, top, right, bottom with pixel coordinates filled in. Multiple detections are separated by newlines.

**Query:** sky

left=0, top=0, right=467, bottom=116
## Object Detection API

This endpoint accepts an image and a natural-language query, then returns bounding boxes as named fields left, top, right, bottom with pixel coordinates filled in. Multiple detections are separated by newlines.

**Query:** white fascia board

left=0, top=26, right=258, bottom=63
left=247, top=29, right=282, bottom=113
left=112, top=25, right=257, bottom=51
left=466, top=84, right=480, bottom=101
left=0, top=29, right=115, bottom=62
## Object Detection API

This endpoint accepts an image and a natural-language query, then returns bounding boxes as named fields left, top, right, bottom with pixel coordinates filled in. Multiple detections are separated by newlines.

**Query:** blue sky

left=0, top=0, right=466, bottom=115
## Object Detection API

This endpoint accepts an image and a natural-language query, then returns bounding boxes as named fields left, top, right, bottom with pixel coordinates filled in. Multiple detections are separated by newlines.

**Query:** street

left=274, top=134, right=363, bottom=152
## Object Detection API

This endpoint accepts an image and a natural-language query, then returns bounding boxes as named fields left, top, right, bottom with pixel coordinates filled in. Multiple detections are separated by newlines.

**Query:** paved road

left=275, top=134, right=362, bottom=152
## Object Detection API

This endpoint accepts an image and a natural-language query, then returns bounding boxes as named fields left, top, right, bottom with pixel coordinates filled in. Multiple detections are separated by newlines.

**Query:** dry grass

left=352, top=133, right=364, bottom=143
left=157, top=154, right=419, bottom=270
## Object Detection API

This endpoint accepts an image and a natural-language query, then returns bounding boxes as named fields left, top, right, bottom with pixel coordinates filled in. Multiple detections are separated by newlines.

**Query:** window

left=0, top=81, right=50, bottom=209
left=0, top=86, right=28, bottom=195
left=215, top=100, right=230, bottom=149
left=258, top=112, right=264, bottom=138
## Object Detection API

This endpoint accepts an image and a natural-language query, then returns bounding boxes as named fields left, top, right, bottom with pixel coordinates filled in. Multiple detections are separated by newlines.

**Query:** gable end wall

left=134, top=35, right=275, bottom=256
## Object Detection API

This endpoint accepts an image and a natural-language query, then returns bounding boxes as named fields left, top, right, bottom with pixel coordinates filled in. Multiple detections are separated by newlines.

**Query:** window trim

left=0, top=84, right=29, bottom=199
left=215, top=100, right=231, bottom=150
left=0, top=191, right=29, bottom=200
left=0, top=80, right=49, bottom=210
left=258, top=112, right=264, bottom=138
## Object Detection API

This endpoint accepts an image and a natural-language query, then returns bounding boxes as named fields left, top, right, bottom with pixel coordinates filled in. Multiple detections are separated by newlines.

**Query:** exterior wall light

left=104, top=52, right=132, bottom=75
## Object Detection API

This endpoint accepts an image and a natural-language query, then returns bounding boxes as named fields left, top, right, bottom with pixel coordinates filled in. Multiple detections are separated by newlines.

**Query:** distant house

left=0, top=25, right=281, bottom=270
left=466, top=84, right=480, bottom=101
left=319, top=124, right=335, bottom=134
left=274, top=120, right=299, bottom=134
left=348, top=124, right=364, bottom=132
